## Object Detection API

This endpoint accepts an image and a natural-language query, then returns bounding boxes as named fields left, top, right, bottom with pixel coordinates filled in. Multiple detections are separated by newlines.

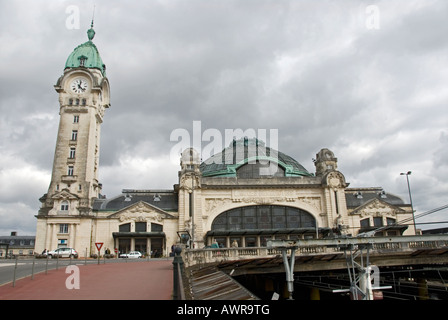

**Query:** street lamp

left=400, top=171, right=416, bottom=234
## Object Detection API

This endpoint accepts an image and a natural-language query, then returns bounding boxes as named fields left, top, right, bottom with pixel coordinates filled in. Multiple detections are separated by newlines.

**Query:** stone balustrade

left=182, top=235, right=448, bottom=268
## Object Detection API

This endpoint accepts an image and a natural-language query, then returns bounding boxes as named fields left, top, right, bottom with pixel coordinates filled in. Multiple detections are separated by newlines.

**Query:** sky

left=0, top=0, right=447, bottom=235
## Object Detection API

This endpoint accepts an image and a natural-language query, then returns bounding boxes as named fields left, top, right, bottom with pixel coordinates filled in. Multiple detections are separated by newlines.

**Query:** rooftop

left=93, top=190, right=178, bottom=212
left=64, top=22, right=106, bottom=75
left=200, top=138, right=313, bottom=178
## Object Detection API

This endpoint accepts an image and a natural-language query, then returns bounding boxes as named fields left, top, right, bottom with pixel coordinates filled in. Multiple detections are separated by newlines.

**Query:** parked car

left=119, top=251, right=142, bottom=259
left=44, top=247, right=78, bottom=259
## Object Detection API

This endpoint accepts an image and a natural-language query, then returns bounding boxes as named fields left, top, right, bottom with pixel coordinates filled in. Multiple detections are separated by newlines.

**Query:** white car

left=45, top=247, right=78, bottom=259
left=119, top=251, right=142, bottom=259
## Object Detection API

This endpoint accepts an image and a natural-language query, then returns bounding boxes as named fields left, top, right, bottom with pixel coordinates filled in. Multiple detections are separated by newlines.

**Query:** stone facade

left=34, top=27, right=415, bottom=258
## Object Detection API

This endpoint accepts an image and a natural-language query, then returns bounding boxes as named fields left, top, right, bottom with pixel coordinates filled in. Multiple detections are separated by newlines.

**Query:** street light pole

left=400, top=171, right=417, bottom=234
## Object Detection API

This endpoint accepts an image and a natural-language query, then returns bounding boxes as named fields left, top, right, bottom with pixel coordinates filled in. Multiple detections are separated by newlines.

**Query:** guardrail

left=182, top=235, right=448, bottom=268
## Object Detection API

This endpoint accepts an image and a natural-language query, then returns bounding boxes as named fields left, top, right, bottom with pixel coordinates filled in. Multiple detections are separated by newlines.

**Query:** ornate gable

left=51, top=189, right=79, bottom=200
left=351, top=198, right=405, bottom=217
left=108, top=201, right=175, bottom=222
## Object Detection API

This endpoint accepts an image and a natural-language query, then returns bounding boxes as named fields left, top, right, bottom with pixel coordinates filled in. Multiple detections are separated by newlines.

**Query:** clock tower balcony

left=61, top=175, right=78, bottom=183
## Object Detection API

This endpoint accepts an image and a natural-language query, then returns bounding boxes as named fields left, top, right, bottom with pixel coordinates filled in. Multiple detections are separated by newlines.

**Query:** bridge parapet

left=182, top=235, right=448, bottom=268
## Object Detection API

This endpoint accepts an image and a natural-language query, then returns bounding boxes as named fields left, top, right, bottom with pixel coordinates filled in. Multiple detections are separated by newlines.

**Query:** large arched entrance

left=206, top=205, right=326, bottom=248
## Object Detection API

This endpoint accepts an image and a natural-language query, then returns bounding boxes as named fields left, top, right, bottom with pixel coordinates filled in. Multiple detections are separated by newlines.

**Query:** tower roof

left=64, top=23, right=106, bottom=76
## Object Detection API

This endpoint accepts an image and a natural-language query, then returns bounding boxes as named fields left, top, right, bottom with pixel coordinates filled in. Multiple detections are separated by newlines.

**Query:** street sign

left=95, top=242, right=103, bottom=251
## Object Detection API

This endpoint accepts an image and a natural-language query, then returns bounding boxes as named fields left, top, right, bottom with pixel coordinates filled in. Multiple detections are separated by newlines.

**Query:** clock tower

left=36, top=22, right=110, bottom=253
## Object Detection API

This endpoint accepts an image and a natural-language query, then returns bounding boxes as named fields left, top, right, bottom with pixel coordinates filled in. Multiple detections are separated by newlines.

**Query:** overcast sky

left=1, top=0, right=447, bottom=235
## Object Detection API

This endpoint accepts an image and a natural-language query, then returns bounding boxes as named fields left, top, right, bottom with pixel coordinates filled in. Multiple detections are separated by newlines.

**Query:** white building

left=35, top=25, right=415, bottom=257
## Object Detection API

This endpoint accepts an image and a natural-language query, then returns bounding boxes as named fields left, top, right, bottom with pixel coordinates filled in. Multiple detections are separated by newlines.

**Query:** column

left=147, top=238, right=151, bottom=256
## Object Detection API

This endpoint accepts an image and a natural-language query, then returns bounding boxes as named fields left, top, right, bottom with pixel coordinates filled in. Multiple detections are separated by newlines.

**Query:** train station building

left=34, top=25, right=415, bottom=257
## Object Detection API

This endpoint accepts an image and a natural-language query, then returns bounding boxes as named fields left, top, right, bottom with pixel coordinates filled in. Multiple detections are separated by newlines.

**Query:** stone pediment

left=50, top=189, right=79, bottom=200
left=108, top=201, right=175, bottom=222
left=351, top=198, right=405, bottom=217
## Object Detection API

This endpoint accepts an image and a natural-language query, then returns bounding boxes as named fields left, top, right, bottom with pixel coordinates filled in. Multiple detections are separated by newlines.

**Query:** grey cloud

left=1, top=1, right=447, bottom=234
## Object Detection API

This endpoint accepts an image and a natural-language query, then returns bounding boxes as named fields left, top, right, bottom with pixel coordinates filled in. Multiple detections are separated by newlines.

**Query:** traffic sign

left=95, top=242, right=103, bottom=251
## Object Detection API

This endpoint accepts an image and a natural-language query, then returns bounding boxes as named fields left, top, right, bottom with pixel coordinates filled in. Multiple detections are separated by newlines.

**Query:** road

left=0, top=257, right=174, bottom=300
left=0, top=257, right=153, bottom=286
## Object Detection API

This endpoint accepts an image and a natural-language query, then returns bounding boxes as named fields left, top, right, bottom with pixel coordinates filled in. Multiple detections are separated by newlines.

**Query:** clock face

left=71, top=78, right=88, bottom=94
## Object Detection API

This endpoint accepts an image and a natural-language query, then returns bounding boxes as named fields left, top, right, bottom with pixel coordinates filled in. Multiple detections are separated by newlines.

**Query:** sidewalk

left=0, top=259, right=174, bottom=300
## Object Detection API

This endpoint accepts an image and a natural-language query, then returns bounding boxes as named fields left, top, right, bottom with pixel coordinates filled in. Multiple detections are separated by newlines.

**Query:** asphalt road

left=0, top=257, right=151, bottom=286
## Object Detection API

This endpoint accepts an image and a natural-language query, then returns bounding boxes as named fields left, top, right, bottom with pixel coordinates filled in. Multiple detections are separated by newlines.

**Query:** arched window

left=119, top=223, right=131, bottom=232
left=211, top=205, right=316, bottom=231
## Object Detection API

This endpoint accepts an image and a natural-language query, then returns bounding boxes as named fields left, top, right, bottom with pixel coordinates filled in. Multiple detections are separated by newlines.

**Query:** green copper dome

left=64, top=25, right=106, bottom=75
left=200, top=138, right=313, bottom=178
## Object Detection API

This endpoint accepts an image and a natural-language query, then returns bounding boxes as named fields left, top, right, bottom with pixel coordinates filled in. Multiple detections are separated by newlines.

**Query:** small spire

left=87, top=5, right=96, bottom=41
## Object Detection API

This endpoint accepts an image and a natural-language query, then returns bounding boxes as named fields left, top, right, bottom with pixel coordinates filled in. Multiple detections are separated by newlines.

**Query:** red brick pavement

left=0, top=259, right=173, bottom=300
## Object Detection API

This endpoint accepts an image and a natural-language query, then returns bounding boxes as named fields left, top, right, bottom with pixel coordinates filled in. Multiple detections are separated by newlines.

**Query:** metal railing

left=182, top=235, right=448, bottom=268
left=172, top=252, right=186, bottom=300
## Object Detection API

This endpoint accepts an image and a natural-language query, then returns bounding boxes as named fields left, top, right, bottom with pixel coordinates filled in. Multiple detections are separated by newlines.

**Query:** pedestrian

left=211, top=240, right=219, bottom=248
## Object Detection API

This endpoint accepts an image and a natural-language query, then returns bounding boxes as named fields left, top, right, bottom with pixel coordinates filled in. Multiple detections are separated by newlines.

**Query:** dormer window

left=61, top=201, right=69, bottom=211
left=78, top=55, right=87, bottom=67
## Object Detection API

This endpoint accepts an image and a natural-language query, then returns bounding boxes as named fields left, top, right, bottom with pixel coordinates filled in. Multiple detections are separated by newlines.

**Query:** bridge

left=179, top=235, right=448, bottom=300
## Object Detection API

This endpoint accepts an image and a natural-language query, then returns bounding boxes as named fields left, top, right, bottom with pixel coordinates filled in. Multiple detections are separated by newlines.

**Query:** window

left=69, top=98, right=73, bottom=105
left=387, top=218, right=396, bottom=226
left=71, top=130, right=78, bottom=141
left=69, top=148, right=76, bottom=159
left=73, top=115, right=79, bottom=123
left=75, top=99, right=80, bottom=105
left=151, top=223, right=163, bottom=232
left=119, top=223, right=131, bottom=232
left=135, top=222, right=147, bottom=232
left=59, top=224, right=69, bottom=233
left=82, top=98, right=86, bottom=105
left=360, top=218, right=370, bottom=228
left=237, top=161, right=285, bottom=178
left=67, top=166, right=74, bottom=176
left=211, top=205, right=316, bottom=231
left=60, top=201, right=69, bottom=211
left=374, top=217, right=383, bottom=227
left=79, top=56, right=87, bottom=67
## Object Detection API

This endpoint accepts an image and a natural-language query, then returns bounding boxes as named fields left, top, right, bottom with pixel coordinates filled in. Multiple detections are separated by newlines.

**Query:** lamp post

left=400, top=171, right=416, bottom=234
